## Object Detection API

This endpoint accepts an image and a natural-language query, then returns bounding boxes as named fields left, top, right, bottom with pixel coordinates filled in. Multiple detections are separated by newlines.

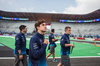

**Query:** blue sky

left=0, top=0, right=100, bottom=14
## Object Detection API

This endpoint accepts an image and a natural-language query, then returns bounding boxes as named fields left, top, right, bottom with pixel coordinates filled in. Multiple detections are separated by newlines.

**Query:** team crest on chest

left=21, top=36, right=24, bottom=38
left=40, top=39, right=42, bottom=43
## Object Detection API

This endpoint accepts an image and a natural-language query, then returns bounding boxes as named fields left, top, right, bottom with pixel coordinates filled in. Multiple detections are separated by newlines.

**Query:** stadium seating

left=0, top=20, right=36, bottom=33
left=51, top=22, right=100, bottom=35
left=0, top=20, right=100, bottom=36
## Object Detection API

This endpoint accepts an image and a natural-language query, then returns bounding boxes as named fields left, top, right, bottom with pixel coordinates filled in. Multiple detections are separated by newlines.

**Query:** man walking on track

left=46, top=29, right=58, bottom=62
left=28, top=19, right=48, bottom=66
left=58, top=26, right=75, bottom=66
left=14, top=25, right=28, bottom=66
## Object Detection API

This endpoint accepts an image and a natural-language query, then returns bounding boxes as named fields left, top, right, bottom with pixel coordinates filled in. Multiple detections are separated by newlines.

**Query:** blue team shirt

left=28, top=32, right=47, bottom=66
left=60, top=33, right=70, bottom=55
left=49, top=33, right=55, bottom=46
left=14, top=32, right=26, bottom=54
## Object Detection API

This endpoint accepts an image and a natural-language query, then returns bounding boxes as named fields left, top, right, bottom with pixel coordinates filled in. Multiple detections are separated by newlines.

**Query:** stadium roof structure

left=0, top=9, right=100, bottom=22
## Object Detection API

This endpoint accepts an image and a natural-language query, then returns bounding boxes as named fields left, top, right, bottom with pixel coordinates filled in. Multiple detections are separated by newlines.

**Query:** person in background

left=14, top=25, right=28, bottom=66
left=46, top=29, right=58, bottom=62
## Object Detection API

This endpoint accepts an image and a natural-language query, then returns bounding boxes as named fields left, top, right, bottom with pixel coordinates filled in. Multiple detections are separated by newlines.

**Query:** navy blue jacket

left=47, top=33, right=57, bottom=50
left=28, top=32, right=47, bottom=66
left=49, top=33, right=55, bottom=45
left=60, top=33, right=70, bottom=55
left=14, top=32, right=26, bottom=54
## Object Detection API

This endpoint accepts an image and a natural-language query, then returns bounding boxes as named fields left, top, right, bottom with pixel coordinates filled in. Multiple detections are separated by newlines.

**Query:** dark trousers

left=14, top=54, right=28, bottom=66
left=61, top=55, right=71, bottom=66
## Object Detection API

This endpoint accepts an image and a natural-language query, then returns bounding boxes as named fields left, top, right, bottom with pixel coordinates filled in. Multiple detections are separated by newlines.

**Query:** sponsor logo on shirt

left=33, top=43, right=38, bottom=49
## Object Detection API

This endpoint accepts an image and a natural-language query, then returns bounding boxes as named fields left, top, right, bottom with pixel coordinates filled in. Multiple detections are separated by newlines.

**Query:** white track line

left=48, top=56, right=100, bottom=59
left=0, top=57, right=15, bottom=59
left=0, top=56, right=100, bottom=59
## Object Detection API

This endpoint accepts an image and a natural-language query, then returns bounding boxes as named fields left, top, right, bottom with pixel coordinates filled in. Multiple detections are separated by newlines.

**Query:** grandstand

left=0, top=20, right=100, bottom=37
left=51, top=22, right=100, bottom=35
left=0, top=20, right=36, bottom=33
left=0, top=9, right=100, bottom=36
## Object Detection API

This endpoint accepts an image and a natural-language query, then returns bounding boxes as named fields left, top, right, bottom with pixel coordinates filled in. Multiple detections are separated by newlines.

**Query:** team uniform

left=49, top=33, right=56, bottom=54
left=60, top=33, right=71, bottom=66
left=14, top=32, right=27, bottom=66
left=28, top=32, right=47, bottom=66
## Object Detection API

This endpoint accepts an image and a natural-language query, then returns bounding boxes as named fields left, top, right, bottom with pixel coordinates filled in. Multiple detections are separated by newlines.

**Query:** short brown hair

left=65, top=26, right=71, bottom=31
left=35, top=19, right=46, bottom=31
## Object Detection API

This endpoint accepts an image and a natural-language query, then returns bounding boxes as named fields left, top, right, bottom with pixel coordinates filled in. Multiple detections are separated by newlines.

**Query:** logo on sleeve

left=33, top=43, right=38, bottom=49
left=16, top=37, right=19, bottom=40
left=61, top=39, right=64, bottom=41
